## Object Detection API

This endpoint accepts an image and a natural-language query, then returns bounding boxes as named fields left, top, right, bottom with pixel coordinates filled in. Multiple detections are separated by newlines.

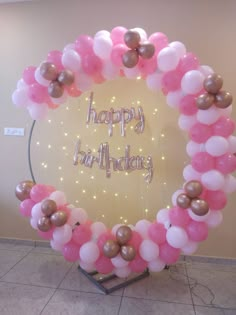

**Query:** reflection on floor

left=0, top=240, right=235, bottom=315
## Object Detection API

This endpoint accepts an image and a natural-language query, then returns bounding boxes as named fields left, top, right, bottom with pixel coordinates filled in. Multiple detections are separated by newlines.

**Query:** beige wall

left=0, top=0, right=236, bottom=258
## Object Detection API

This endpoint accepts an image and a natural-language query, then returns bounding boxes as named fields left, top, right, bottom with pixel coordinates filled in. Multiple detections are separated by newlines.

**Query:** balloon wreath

left=13, top=27, right=236, bottom=278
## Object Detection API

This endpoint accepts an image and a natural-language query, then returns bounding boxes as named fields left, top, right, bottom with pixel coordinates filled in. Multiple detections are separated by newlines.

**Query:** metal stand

left=78, top=266, right=150, bottom=295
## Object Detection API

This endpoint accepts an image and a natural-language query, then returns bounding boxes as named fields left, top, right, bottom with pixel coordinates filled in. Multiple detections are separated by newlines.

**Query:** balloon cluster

left=40, top=62, right=75, bottom=98
left=122, top=30, right=155, bottom=68
left=177, top=180, right=209, bottom=216
left=37, top=199, right=68, bottom=232
left=103, top=226, right=136, bottom=261
left=196, top=73, right=233, bottom=110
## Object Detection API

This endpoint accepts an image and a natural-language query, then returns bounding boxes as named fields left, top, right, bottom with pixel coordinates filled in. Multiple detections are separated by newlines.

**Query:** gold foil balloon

left=138, top=42, right=155, bottom=59
left=122, top=50, right=139, bottom=68
left=215, top=90, right=233, bottom=108
left=185, top=180, right=203, bottom=198
left=41, top=199, right=57, bottom=217
left=116, top=226, right=132, bottom=245
left=48, top=81, right=64, bottom=98
left=190, top=199, right=209, bottom=216
left=196, top=93, right=215, bottom=110
left=37, top=216, right=52, bottom=232
left=58, top=70, right=75, bottom=86
left=124, top=30, right=141, bottom=49
left=120, top=245, right=136, bottom=261
left=177, top=193, right=191, bottom=209
left=204, top=73, right=223, bottom=94
left=103, top=240, right=120, bottom=258
left=50, top=211, right=68, bottom=227
left=40, top=62, right=58, bottom=81
left=15, top=180, right=35, bottom=201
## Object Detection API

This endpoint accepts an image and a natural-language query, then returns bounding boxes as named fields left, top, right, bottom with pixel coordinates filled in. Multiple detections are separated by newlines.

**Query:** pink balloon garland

left=13, top=27, right=236, bottom=278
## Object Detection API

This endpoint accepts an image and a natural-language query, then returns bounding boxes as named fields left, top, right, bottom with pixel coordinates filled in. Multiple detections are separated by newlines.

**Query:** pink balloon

left=148, top=222, right=167, bottom=244
left=20, top=199, right=35, bottom=217
left=28, top=83, right=47, bottom=103
left=63, top=241, right=80, bottom=262
left=148, top=32, right=168, bottom=54
left=189, top=123, right=212, bottom=143
left=178, top=53, right=199, bottom=73
left=138, top=56, right=157, bottom=76
left=110, top=26, right=127, bottom=44
left=30, top=184, right=52, bottom=203
left=75, top=35, right=94, bottom=56
left=161, top=69, right=183, bottom=92
left=186, top=221, right=208, bottom=242
left=47, top=50, right=63, bottom=70
left=216, top=153, right=236, bottom=174
left=111, top=44, right=128, bottom=67
left=72, top=224, right=92, bottom=245
left=95, top=256, right=114, bottom=274
left=97, top=231, right=115, bottom=251
left=169, top=207, right=191, bottom=227
left=192, top=152, right=215, bottom=172
left=129, top=254, right=148, bottom=273
left=127, top=230, right=142, bottom=250
left=81, top=53, right=102, bottom=75
left=38, top=228, right=54, bottom=240
left=205, top=190, right=227, bottom=210
left=65, top=83, right=82, bottom=97
left=212, top=116, right=235, bottom=137
left=179, top=95, right=198, bottom=115
left=23, top=66, right=37, bottom=85
left=159, top=243, right=180, bottom=264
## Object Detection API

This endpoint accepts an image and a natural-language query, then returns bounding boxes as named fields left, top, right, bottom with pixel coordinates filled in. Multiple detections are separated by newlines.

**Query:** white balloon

left=178, top=114, right=197, bottom=131
left=114, top=266, right=131, bottom=278
left=223, top=175, right=236, bottom=194
left=183, top=164, right=201, bottom=181
left=102, top=60, right=119, bottom=80
left=186, top=141, right=205, bottom=157
left=181, top=70, right=204, bottom=94
left=91, top=222, right=107, bottom=239
left=93, top=36, right=113, bottom=59
left=135, top=219, right=151, bottom=239
left=94, top=30, right=110, bottom=39
left=12, top=88, right=30, bottom=108
left=158, top=47, right=180, bottom=72
left=53, top=224, right=72, bottom=245
left=62, top=50, right=81, bottom=71
left=111, top=254, right=129, bottom=268
left=181, top=240, right=198, bottom=255
left=187, top=208, right=210, bottom=222
left=80, top=241, right=100, bottom=264
left=50, top=240, right=64, bottom=251
left=172, top=189, right=184, bottom=206
left=156, top=209, right=170, bottom=226
left=17, top=78, right=27, bottom=89
left=206, top=210, right=223, bottom=228
left=146, top=72, right=162, bottom=91
left=201, top=170, right=225, bottom=191
left=131, top=27, right=147, bottom=41
left=166, top=89, right=184, bottom=109
left=34, top=67, right=50, bottom=87
left=30, top=217, right=38, bottom=230
left=123, top=66, right=141, bottom=79
left=67, top=208, right=88, bottom=226
left=50, top=191, right=67, bottom=206
left=63, top=43, right=76, bottom=53
left=28, top=102, right=48, bottom=121
left=205, top=136, right=229, bottom=157
left=148, top=258, right=166, bottom=272
left=139, top=240, right=159, bottom=262
left=199, top=65, right=214, bottom=77
left=166, top=226, right=188, bottom=248
left=197, top=106, right=220, bottom=125
left=169, top=41, right=186, bottom=59
left=31, top=203, right=43, bottom=221
left=79, top=261, right=95, bottom=272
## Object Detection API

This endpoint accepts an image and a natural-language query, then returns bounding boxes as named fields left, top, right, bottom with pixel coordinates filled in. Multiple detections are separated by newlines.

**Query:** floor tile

left=187, top=264, right=236, bottom=309
left=119, top=297, right=195, bottom=315
left=1, top=252, right=72, bottom=288
left=195, top=305, right=236, bottom=315
left=185, top=260, right=236, bottom=273
left=124, top=263, right=192, bottom=304
left=0, top=241, right=33, bottom=253
left=31, top=246, right=62, bottom=256
left=0, top=250, right=27, bottom=278
left=41, top=289, right=121, bottom=315
left=0, top=282, right=54, bottom=315
left=59, top=264, right=124, bottom=296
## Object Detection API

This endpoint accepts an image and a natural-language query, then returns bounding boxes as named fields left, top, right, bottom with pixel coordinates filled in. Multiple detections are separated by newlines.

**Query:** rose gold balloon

left=116, top=226, right=132, bottom=245
left=41, top=199, right=57, bottom=217
left=48, top=81, right=64, bottom=98
left=177, top=193, right=191, bottom=209
left=15, top=180, right=35, bottom=201
left=103, top=240, right=120, bottom=258
left=120, top=245, right=136, bottom=261
left=185, top=180, right=203, bottom=198
left=124, top=30, right=141, bottom=49
left=122, top=50, right=139, bottom=68
left=58, top=70, right=75, bottom=86
left=138, top=42, right=155, bottom=59
left=196, top=93, right=215, bottom=110
left=40, top=62, right=58, bottom=81
left=203, top=73, right=223, bottom=94
left=215, top=90, right=233, bottom=108
left=50, top=211, right=68, bottom=227
left=37, top=216, right=51, bottom=232
left=190, top=199, right=209, bottom=216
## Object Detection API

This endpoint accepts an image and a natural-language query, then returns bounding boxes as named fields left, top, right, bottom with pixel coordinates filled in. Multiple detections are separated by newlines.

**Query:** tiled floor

left=0, top=241, right=236, bottom=315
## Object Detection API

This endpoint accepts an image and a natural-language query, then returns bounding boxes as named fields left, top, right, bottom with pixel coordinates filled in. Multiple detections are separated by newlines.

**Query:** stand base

left=78, top=266, right=150, bottom=295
